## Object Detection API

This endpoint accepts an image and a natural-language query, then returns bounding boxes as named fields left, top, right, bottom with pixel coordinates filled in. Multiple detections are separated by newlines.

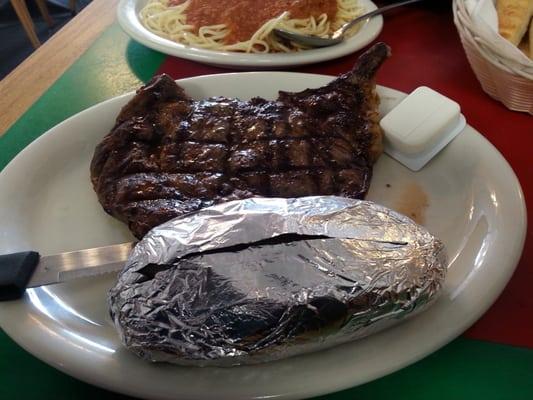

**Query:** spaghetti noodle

left=139, top=0, right=363, bottom=53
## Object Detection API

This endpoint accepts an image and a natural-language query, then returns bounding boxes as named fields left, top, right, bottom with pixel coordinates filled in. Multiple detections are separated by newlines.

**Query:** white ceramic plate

left=0, top=73, right=526, bottom=400
left=117, top=0, right=383, bottom=68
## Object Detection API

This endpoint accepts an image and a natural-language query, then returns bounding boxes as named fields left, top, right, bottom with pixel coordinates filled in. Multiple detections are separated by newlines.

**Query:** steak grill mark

left=91, top=43, right=391, bottom=238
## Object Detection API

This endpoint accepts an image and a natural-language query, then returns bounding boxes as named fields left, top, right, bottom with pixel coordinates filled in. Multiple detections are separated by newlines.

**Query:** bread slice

left=497, top=0, right=533, bottom=45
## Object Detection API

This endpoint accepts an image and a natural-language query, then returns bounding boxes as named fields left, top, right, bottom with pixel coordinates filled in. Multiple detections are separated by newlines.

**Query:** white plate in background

left=0, top=72, right=526, bottom=400
left=117, top=0, right=383, bottom=68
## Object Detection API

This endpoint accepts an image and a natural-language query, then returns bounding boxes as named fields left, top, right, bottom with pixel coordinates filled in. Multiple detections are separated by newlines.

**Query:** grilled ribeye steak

left=91, top=43, right=390, bottom=238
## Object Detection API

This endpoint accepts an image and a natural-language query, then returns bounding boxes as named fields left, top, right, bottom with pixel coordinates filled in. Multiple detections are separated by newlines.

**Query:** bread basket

left=453, top=0, right=533, bottom=114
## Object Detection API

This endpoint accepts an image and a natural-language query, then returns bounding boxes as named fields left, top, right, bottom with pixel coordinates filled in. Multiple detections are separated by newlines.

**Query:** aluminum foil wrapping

left=109, top=196, right=447, bottom=366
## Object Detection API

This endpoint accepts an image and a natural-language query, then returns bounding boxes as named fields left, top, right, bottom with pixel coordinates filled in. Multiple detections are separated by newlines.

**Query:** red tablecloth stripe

left=156, top=3, right=532, bottom=348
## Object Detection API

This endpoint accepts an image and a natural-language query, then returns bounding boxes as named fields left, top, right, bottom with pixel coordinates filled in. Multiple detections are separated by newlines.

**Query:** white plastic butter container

left=381, top=86, right=466, bottom=171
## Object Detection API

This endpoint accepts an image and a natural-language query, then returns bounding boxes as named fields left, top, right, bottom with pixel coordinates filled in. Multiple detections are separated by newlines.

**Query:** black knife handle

left=0, top=251, right=40, bottom=301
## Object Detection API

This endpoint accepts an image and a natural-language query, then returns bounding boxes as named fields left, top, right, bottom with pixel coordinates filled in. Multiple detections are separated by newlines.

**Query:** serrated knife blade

left=0, top=242, right=135, bottom=301
left=29, top=242, right=135, bottom=287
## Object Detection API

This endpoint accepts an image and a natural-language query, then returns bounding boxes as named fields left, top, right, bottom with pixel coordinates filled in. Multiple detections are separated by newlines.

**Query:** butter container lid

left=380, top=86, right=466, bottom=171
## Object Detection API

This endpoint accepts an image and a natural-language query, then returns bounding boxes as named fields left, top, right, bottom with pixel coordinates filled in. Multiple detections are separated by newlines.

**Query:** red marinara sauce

left=169, top=0, right=338, bottom=44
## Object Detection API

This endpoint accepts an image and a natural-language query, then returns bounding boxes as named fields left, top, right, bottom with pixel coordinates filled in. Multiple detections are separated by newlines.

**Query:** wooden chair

left=10, top=0, right=55, bottom=48
left=10, top=1, right=79, bottom=49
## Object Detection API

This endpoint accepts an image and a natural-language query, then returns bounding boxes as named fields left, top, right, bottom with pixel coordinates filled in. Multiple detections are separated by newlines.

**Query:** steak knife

left=0, top=242, right=135, bottom=301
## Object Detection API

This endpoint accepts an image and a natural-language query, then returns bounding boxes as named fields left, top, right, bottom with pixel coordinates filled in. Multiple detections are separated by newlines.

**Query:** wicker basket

left=453, top=0, right=533, bottom=114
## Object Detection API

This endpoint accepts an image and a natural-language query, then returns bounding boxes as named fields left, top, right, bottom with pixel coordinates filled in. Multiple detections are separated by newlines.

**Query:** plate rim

left=0, top=71, right=527, bottom=400
left=116, top=0, right=384, bottom=68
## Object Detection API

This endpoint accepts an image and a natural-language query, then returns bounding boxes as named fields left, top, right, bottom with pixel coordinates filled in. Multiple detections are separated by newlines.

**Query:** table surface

left=0, top=1, right=532, bottom=399
left=0, top=0, right=119, bottom=136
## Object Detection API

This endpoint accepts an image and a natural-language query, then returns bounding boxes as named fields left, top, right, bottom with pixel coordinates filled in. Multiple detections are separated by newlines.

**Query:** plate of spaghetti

left=117, top=0, right=383, bottom=67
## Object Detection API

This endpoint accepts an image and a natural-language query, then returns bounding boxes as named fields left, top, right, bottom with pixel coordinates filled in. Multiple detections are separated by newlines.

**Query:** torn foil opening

left=109, top=196, right=447, bottom=366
